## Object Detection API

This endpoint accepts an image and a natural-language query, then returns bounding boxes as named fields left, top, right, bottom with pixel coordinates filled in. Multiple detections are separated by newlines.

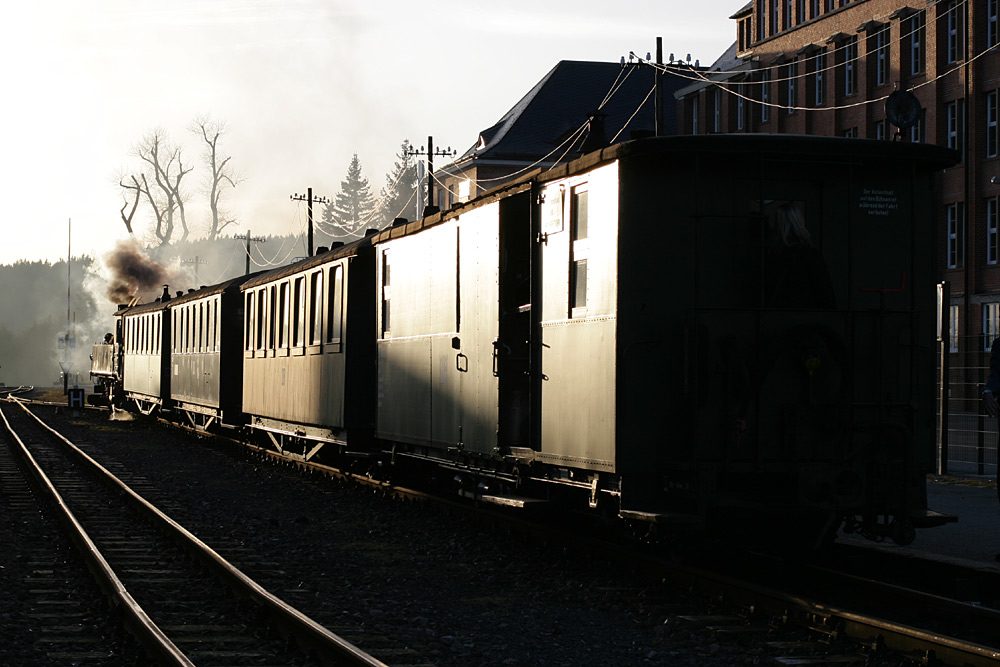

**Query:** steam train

left=92, top=134, right=958, bottom=547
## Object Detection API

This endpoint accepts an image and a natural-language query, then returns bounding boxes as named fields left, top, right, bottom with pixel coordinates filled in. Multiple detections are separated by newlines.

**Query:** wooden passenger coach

left=240, top=237, right=375, bottom=457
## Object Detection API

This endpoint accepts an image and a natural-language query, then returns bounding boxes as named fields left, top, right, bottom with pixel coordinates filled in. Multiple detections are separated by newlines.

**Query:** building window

left=874, top=26, right=888, bottom=87
left=812, top=51, right=825, bottom=106
left=785, top=61, right=797, bottom=113
left=784, top=0, right=792, bottom=29
left=946, top=99, right=964, bottom=159
left=988, top=90, right=999, bottom=159
left=797, top=0, right=805, bottom=24
left=910, top=109, right=925, bottom=143
left=381, top=251, right=391, bottom=337
left=569, top=185, right=589, bottom=317
left=989, top=197, right=1000, bottom=265
left=950, top=305, right=960, bottom=353
left=760, top=70, right=770, bottom=122
left=713, top=88, right=721, bottom=133
left=945, top=0, right=962, bottom=64
left=737, top=94, right=745, bottom=131
left=990, top=0, right=999, bottom=49
left=758, top=0, right=767, bottom=41
left=947, top=202, right=965, bottom=269
left=843, top=36, right=858, bottom=96
left=875, top=119, right=887, bottom=141
left=811, top=0, right=819, bottom=19
left=771, top=0, right=779, bottom=34
left=985, top=304, right=1000, bottom=351
left=908, top=11, right=925, bottom=75
left=843, top=127, right=858, bottom=138
left=825, top=0, right=834, bottom=11
left=692, top=96, right=699, bottom=134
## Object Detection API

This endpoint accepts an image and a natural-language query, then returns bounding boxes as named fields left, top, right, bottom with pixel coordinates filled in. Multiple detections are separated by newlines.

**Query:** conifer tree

left=377, top=140, right=419, bottom=227
left=327, top=153, right=375, bottom=237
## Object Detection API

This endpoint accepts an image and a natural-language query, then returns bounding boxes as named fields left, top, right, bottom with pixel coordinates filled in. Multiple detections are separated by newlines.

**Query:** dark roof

left=448, top=60, right=685, bottom=168
left=241, top=235, right=373, bottom=291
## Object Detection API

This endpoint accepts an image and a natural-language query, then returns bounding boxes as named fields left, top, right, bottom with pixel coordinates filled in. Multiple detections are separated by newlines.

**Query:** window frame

left=987, top=90, right=998, bottom=159
left=569, top=183, right=590, bottom=318
left=989, top=197, right=999, bottom=266
left=947, top=202, right=965, bottom=269
left=985, top=303, right=1000, bottom=352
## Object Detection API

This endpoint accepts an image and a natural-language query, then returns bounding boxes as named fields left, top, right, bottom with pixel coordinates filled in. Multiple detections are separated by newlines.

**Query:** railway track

left=0, top=398, right=389, bottom=667
left=659, top=543, right=1000, bottom=666
left=14, top=392, right=1000, bottom=665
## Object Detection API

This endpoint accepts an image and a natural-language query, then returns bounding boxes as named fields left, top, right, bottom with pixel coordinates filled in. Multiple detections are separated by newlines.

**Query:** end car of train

left=93, top=134, right=958, bottom=547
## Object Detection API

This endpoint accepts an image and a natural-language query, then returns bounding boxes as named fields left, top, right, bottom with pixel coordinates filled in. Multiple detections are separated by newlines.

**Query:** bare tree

left=117, top=172, right=142, bottom=235
left=191, top=116, right=243, bottom=240
left=125, top=129, right=192, bottom=246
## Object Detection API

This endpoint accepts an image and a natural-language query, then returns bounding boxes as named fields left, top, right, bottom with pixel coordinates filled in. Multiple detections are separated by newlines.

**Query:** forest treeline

left=0, top=232, right=308, bottom=386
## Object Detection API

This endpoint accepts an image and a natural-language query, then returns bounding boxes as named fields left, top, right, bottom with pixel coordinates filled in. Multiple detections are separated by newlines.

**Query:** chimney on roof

left=579, top=112, right=609, bottom=154
left=317, top=246, right=329, bottom=255
left=161, top=285, right=171, bottom=302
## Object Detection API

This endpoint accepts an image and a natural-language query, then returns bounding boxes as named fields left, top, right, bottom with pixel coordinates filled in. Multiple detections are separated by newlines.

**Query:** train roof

left=166, top=272, right=264, bottom=307
left=240, top=234, right=373, bottom=291
left=373, top=134, right=959, bottom=246
left=114, top=273, right=263, bottom=317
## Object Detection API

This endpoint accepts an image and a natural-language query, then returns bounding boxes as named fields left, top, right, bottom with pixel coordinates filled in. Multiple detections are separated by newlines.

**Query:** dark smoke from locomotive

left=104, top=238, right=181, bottom=304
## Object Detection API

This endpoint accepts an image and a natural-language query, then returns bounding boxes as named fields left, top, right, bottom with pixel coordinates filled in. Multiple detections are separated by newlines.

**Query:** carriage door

left=455, top=207, right=501, bottom=456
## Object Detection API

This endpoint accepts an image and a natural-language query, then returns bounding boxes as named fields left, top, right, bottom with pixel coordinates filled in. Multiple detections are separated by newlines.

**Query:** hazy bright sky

left=1, top=0, right=741, bottom=269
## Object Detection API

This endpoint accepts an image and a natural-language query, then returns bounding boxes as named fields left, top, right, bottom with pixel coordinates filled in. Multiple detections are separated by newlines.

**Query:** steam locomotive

left=92, top=134, right=958, bottom=547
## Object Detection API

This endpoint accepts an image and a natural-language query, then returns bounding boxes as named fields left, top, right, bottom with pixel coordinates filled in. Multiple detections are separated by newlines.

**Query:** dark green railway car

left=240, top=237, right=376, bottom=457
left=119, top=299, right=170, bottom=415
left=167, top=275, right=258, bottom=429
left=374, top=134, right=956, bottom=545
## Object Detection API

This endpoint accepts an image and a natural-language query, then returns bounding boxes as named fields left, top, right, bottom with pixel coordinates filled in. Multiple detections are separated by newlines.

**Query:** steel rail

left=0, top=403, right=194, bottom=667
left=9, top=399, right=389, bottom=667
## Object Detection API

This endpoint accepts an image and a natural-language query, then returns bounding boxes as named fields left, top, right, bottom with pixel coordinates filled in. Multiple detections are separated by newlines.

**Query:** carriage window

left=381, top=251, right=391, bottom=337
left=293, top=276, right=306, bottom=347
left=309, top=271, right=323, bottom=345
left=569, top=185, right=589, bottom=317
left=209, top=299, right=217, bottom=351
left=268, top=286, right=277, bottom=351
left=255, top=289, right=266, bottom=351
left=327, top=264, right=344, bottom=346
left=278, top=282, right=289, bottom=348
left=246, top=292, right=254, bottom=351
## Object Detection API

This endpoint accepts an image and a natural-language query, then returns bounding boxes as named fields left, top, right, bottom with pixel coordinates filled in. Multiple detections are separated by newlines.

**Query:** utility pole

left=290, top=187, right=329, bottom=257
left=655, top=36, right=664, bottom=137
left=234, top=230, right=267, bottom=275
left=182, top=256, right=208, bottom=285
left=407, top=137, right=455, bottom=217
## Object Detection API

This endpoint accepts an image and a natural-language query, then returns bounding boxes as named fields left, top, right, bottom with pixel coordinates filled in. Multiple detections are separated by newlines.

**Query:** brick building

left=675, top=0, right=999, bottom=367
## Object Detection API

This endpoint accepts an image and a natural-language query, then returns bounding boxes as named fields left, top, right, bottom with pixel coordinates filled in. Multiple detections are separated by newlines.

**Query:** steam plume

left=103, top=238, right=180, bottom=304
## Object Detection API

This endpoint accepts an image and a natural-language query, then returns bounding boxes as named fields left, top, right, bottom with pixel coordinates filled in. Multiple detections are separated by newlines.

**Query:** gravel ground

left=3, top=401, right=831, bottom=666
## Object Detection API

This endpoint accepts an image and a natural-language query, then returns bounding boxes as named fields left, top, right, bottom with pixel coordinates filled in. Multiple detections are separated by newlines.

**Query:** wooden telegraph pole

left=290, top=188, right=329, bottom=257
left=406, top=137, right=455, bottom=217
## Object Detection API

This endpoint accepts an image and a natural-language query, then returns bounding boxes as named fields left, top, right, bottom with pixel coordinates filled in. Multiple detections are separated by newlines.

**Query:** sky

left=1, top=0, right=741, bottom=270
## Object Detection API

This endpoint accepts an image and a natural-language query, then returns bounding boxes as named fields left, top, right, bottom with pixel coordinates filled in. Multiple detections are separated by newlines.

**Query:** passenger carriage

left=166, top=276, right=258, bottom=430
left=372, top=135, right=957, bottom=544
left=240, top=237, right=376, bottom=458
